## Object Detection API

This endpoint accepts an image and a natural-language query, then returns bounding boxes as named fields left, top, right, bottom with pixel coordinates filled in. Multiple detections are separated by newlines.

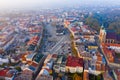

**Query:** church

left=99, top=25, right=120, bottom=43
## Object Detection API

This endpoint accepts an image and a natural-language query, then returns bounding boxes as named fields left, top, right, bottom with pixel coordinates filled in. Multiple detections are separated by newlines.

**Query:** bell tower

left=99, top=24, right=106, bottom=43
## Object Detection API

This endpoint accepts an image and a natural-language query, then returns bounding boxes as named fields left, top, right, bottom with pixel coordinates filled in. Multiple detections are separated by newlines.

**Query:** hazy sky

left=0, top=0, right=120, bottom=10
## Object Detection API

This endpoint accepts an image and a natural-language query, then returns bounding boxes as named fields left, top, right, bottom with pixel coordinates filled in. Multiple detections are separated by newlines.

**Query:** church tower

left=99, top=24, right=106, bottom=43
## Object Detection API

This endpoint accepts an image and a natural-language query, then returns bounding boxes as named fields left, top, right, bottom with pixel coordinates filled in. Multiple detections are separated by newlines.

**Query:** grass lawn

left=115, top=53, right=120, bottom=58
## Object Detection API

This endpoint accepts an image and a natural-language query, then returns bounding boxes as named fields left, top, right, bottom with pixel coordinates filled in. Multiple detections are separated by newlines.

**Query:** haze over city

left=0, top=0, right=120, bottom=10
left=0, top=0, right=120, bottom=80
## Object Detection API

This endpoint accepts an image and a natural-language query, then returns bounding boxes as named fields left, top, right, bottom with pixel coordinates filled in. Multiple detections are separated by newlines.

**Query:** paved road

left=32, top=55, right=47, bottom=80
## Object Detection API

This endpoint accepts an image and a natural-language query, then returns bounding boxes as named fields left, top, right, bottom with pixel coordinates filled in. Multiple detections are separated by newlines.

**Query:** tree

left=109, top=21, right=120, bottom=34
left=85, top=17, right=100, bottom=31
left=15, top=66, right=22, bottom=72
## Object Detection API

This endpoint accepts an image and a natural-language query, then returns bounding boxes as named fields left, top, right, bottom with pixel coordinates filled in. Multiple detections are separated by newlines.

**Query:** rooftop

left=106, top=31, right=116, bottom=40
left=0, top=69, right=9, bottom=77
left=36, top=75, right=53, bottom=80
left=115, top=69, right=120, bottom=80
left=66, top=56, right=83, bottom=67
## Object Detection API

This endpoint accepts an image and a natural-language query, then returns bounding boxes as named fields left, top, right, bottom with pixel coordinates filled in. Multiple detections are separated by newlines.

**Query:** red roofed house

left=66, top=56, right=83, bottom=73
left=0, top=69, right=10, bottom=80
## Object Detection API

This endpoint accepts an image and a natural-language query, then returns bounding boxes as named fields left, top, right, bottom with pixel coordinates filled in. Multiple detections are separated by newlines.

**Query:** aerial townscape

left=0, top=0, right=120, bottom=80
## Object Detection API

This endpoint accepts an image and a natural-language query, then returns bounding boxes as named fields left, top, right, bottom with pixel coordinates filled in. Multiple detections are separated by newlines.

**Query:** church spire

left=101, top=24, right=104, bottom=29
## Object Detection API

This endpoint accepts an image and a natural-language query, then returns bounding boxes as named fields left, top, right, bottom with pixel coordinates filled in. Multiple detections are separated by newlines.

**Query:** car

left=56, top=33, right=63, bottom=36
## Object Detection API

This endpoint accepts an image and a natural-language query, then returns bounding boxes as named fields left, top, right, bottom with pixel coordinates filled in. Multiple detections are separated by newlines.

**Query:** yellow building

left=99, top=25, right=106, bottom=43
left=87, top=43, right=98, bottom=50
left=88, top=46, right=98, bottom=50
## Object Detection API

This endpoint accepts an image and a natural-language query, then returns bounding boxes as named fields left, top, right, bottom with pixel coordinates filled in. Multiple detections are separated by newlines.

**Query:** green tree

left=109, top=21, right=120, bottom=34
left=85, top=17, right=100, bottom=31
left=15, top=66, right=22, bottom=72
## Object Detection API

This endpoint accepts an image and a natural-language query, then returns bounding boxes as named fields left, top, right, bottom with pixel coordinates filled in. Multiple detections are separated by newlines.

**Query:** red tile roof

left=66, top=56, right=83, bottom=67
left=30, top=61, right=38, bottom=67
left=22, top=69, right=33, bottom=75
left=115, top=69, right=120, bottom=80
left=0, top=49, right=4, bottom=54
left=52, top=54, right=57, bottom=58
left=0, top=69, right=9, bottom=77
left=102, top=44, right=114, bottom=62
left=27, top=36, right=39, bottom=45
left=71, top=27, right=77, bottom=32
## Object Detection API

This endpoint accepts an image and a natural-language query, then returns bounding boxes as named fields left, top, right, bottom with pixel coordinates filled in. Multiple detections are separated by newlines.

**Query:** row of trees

left=70, top=33, right=79, bottom=57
